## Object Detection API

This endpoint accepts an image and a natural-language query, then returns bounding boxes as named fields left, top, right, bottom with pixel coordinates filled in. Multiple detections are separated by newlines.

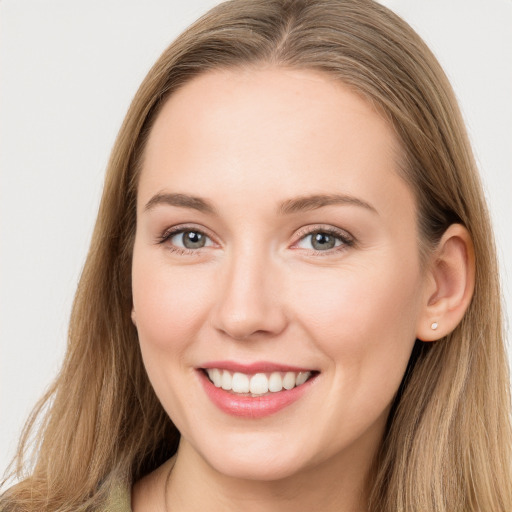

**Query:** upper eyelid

left=293, top=224, right=354, bottom=242
left=162, top=224, right=216, bottom=240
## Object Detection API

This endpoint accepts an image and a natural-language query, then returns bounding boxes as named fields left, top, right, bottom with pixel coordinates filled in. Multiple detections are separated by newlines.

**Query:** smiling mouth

left=202, top=368, right=318, bottom=397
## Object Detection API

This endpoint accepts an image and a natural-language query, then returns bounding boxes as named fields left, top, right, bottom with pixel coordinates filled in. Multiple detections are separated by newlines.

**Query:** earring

left=431, top=322, right=438, bottom=330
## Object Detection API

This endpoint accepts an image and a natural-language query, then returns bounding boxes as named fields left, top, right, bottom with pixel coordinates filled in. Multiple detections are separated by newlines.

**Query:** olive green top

left=100, top=456, right=177, bottom=511
left=99, top=480, right=132, bottom=512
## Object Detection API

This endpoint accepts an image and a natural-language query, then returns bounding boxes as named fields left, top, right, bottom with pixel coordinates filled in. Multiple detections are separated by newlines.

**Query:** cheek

left=286, top=257, right=423, bottom=452
left=132, top=251, right=214, bottom=354
left=131, top=250, right=217, bottom=421
left=290, top=255, right=422, bottom=384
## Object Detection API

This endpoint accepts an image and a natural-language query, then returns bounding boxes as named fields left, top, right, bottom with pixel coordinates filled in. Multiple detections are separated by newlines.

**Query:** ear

left=131, top=307, right=137, bottom=327
left=416, top=224, right=475, bottom=342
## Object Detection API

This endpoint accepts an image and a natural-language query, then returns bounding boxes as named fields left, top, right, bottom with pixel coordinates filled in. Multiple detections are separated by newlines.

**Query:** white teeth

left=205, top=369, right=313, bottom=395
left=283, top=372, right=296, bottom=390
left=249, top=373, right=269, bottom=394
left=296, top=371, right=309, bottom=386
left=268, top=372, right=283, bottom=392
left=207, top=368, right=222, bottom=387
left=221, top=370, right=232, bottom=390
left=232, top=372, right=250, bottom=393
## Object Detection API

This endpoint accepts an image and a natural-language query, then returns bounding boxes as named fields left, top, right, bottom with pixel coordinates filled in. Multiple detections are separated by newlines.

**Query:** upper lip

left=199, top=360, right=316, bottom=374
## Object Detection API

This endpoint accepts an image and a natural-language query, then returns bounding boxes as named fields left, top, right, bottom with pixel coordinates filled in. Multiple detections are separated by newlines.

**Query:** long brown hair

left=2, top=1, right=511, bottom=510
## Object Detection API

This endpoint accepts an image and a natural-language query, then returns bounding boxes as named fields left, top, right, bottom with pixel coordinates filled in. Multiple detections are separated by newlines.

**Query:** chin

left=192, top=434, right=311, bottom=481
left=210, top=454, right=304, bottom=482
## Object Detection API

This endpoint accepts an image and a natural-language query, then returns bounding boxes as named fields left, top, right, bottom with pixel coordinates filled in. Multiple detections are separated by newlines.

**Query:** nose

left=212, top=247, right=288, bottom=341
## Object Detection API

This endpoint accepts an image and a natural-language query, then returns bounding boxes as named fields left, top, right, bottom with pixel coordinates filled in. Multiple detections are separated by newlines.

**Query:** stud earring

left=431, top=322, right=438, bottom=330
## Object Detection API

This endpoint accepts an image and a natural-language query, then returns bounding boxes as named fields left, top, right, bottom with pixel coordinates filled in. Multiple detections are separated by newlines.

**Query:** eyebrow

left=144, top=192, right=378, bottom=216
left=144, top=192, right=217, bottom=214
left=278, top=194, right=378, bottom=215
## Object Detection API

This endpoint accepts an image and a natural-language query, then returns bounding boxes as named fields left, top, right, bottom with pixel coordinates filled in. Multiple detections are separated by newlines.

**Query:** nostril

left=214, top=309, right=288, bottom=342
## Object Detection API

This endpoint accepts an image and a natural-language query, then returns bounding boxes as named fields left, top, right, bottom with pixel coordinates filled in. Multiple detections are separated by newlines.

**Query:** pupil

left=183, top=231, right=205, bottom=249
left=312, top=232, right=335, bottom=250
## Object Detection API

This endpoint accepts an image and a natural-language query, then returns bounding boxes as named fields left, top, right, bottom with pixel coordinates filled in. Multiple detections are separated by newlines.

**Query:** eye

left=171, top=230, right=210, bottom=249
left=158, top=227, right=215, bottom=252
left=294, top=228, right=353, bottom=252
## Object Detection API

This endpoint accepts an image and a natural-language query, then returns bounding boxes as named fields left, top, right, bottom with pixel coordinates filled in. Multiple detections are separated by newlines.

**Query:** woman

left=1, top=0, right=511, bottom=510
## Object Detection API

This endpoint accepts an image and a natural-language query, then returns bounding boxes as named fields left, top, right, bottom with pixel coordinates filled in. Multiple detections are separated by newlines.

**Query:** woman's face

left=132, top=68, right=430, bottom=480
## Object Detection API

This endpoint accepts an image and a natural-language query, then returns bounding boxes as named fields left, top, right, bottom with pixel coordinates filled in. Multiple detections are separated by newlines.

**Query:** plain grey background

left=1, top=0, right=511, bottom=474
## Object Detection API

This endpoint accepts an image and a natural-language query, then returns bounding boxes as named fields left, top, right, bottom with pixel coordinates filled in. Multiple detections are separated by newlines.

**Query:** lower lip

left=198, top=370, right=317, bottom=418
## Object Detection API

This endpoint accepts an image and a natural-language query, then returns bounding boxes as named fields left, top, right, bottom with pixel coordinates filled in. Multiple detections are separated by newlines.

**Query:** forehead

left=139, top=67, right=413, bottom=222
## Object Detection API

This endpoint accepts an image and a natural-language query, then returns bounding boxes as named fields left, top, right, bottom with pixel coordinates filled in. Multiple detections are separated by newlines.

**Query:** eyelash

left=156, top=224, right=355, bottom=256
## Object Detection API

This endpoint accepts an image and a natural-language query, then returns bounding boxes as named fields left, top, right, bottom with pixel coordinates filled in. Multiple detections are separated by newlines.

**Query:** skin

left=130, top=67, right=462, bottom=511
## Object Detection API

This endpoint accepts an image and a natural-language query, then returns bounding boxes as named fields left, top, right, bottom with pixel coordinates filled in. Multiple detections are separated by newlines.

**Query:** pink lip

left=197, top=368, right=318, bottom=419
left=201, top=360, right=314, bottom=374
